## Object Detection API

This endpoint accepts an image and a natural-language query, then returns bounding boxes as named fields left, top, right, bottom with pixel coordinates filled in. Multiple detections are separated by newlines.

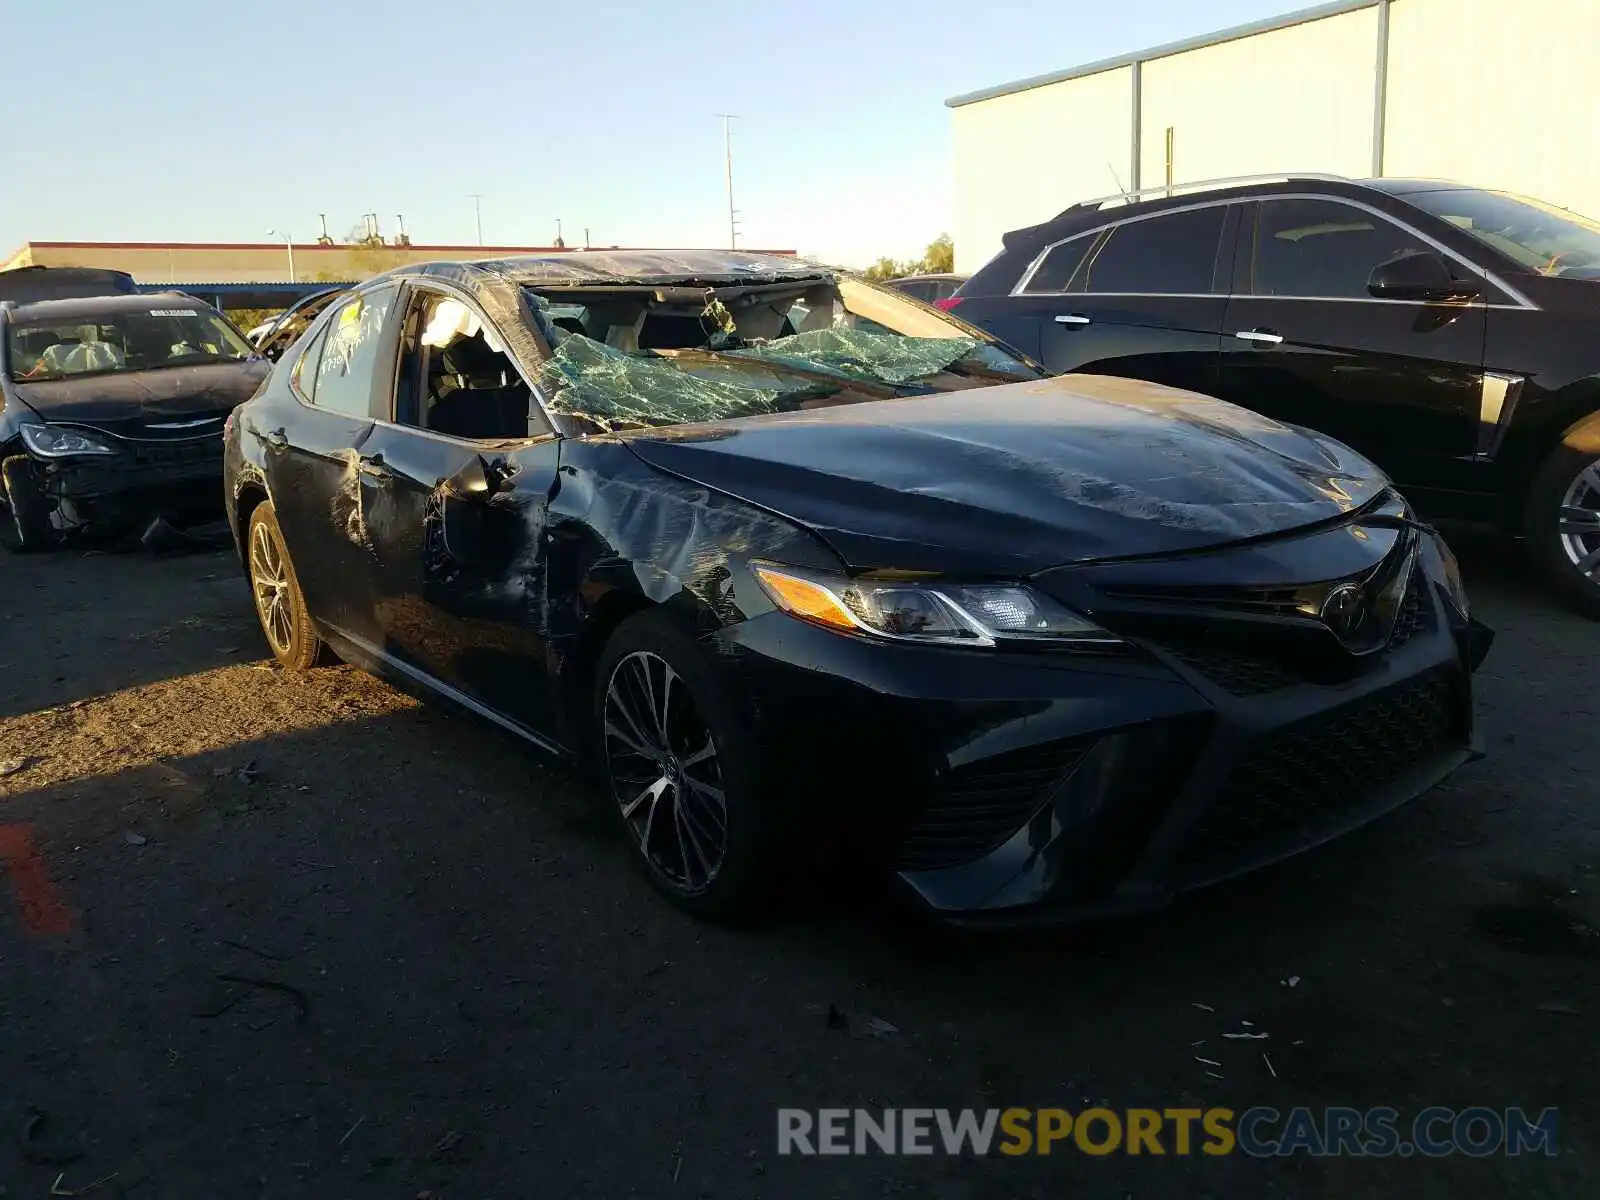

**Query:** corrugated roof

left=135, top=281, right=357, bottom=290
left=945, top=0, right=1378, bottom=108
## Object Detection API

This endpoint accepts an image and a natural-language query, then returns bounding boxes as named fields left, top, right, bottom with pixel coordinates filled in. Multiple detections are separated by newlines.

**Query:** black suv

left=950, top=175, right=1600, bottom=616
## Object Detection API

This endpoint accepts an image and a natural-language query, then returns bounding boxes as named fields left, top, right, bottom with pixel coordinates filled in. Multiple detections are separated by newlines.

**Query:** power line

left=713, top=114, right=739, bottom=250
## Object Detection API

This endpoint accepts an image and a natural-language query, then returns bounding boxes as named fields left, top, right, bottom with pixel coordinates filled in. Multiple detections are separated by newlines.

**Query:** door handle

left=1054, top=313, right=1092, bottom=327
left=1234, top=329, right=1284, bottom=345
left=263, top=427, right=288, bottom=450
left=357, top=454, right=393, bottom=481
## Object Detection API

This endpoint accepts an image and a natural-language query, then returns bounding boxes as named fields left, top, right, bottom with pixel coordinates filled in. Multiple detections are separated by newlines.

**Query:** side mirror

left=1367, top=250, right=1481, bottom=302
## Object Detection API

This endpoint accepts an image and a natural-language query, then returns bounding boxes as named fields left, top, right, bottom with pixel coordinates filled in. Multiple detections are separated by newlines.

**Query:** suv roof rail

left=1068, top=172, right=1352, bottom=212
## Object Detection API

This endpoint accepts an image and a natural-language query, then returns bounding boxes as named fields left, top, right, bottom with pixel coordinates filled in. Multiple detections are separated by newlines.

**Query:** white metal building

left=947, top=0, right=1600, bottom=273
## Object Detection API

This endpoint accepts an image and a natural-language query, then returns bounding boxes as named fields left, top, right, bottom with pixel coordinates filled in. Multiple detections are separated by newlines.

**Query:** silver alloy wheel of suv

left=1557, top=458, right=1600, bottom=581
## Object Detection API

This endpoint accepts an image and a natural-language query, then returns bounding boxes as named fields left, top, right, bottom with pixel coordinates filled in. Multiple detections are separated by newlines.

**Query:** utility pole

left=267, top=228, right=295, bottom=283
left=467, top=193, right=484, bottom=244
left=714, top=113, right=739, bottom=249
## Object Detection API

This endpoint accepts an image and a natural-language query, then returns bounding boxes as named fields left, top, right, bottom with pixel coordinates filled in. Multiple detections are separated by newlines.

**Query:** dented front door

left=355, top=423, right=564, bottom=738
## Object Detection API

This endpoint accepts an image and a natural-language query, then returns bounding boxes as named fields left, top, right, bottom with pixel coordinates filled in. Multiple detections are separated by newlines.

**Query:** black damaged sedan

left=223, top=250, right=1493, bottom=923
left=1, top=291, right=269, bottom=549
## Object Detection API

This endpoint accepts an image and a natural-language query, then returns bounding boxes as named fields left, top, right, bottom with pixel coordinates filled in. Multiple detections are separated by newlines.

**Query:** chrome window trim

left=1011, top=192, right=1538, bottom=309
left=1019, top=291, right=1526, bottom=310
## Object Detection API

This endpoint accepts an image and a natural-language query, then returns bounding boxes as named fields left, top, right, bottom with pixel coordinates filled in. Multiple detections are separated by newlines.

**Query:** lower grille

left=1177, top=668, right=1462, bottom=864
left=124, top=435, right=222, bottom=470
left=897, top=739, right=1092, bottom=872
left=1162, top=643, right=1302, bottom=696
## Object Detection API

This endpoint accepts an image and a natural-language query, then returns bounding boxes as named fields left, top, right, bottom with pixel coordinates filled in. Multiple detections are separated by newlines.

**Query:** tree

left=920, top=233, right=954, bottom=274
left=863, top=256, right=906, bottom=280
left=859, top=234, right=955, bottom=279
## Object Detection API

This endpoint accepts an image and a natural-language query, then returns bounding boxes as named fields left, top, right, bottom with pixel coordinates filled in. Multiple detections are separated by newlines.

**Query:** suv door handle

left=357, top=453, right=393, bottom=481
left=1054, top=313, right=1092, bottom=327
left=1234, top=329, right=1284, bottom=345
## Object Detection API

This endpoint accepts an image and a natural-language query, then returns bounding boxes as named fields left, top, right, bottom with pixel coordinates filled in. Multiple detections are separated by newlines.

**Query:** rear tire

left=1, top=455, right=59, bottom=552
left=246, top=501, right=328, bottom=670
left=1525, top=442, right=1600, bottom=619
left=592, top=610, right=775, bottom=922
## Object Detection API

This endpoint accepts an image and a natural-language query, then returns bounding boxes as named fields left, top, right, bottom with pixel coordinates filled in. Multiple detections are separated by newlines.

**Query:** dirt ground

left=0, top=540, right=1595, bottom=1198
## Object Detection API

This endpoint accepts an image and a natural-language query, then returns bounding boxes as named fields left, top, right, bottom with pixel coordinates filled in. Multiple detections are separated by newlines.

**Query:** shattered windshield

left=523, top=275, right=1039, bottom=430
left=7, top=305, right=255, bottom=382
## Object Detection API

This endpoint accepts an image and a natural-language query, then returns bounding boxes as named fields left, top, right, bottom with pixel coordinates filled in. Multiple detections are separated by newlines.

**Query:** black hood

left=619, top=375, right=1390, bottom=576
left=12, top=360, right=270, bottom=426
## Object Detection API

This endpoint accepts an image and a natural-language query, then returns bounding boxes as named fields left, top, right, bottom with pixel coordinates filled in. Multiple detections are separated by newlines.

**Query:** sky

left=0, top=0, right=1295, bottom=268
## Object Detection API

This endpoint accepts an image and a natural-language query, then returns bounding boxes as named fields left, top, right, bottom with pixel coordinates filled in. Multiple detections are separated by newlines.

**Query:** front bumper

left=712, top=553, right=1490, bottom=925
left=30, top=434, right=225, bottom=533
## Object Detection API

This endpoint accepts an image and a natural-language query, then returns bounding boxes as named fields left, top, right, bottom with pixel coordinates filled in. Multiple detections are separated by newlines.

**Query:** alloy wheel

left=249, top=519, right=295, bottom=655
left=602, top=650, right=728, bottom=893
left=1558, top=459, right=1600, bottom=581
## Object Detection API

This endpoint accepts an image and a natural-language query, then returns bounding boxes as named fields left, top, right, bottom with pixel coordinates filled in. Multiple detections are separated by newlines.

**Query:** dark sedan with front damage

left=222, top=250, right=1493, bottom=924
left=1, top=291, right=270, bottom=550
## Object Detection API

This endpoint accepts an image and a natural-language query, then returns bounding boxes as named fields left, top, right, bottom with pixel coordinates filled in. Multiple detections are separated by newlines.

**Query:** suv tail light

left=934, top=296, right=963, bottom=311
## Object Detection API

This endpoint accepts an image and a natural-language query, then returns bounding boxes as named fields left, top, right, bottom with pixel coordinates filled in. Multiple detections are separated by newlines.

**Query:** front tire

left=1, top=455, right=59, bottom=552
left=246, top=501, right=327, bottom=670
left=592, top=610, right=774, bottom=921
left=1525, top=443, right=1600, bottom=619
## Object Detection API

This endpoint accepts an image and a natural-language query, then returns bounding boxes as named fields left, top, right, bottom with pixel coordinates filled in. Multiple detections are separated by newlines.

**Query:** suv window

left=310, top=286, right=399, bottom=417
left=1021, top=236, right=1093, bottom=294
left=1082, top=207, right=1226, bottom=294
left=1251, top=198, right=1432, bottom=299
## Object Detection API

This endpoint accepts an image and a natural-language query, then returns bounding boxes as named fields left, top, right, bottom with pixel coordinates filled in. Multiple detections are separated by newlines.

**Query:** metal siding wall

left=1384, top=0, right=1600, bottom=218
left=1138, top=7, right=1379, bottom=187
left=951, top=66, right=1134, bottom=273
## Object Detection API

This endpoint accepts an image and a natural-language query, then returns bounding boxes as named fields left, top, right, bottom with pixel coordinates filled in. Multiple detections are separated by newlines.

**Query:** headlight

left=1420, top=531, right=1469, bottom=620
left=751, top=562, right=1121, bottom=648
left=20, top=424, right=117, bottom=458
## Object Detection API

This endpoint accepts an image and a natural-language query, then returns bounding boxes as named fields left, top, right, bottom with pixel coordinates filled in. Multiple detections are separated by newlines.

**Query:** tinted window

left=1405, top=188, right=1600, bottom=279
left=1252, top=198, right=1431, bottom=298
left=1083, top=207, right=1226, bottom=294
left=1021, top=237, right=1093, bottom=293
left=291, top=323, right=330, bottom=400
left=310, top=286, right=398, bottom=417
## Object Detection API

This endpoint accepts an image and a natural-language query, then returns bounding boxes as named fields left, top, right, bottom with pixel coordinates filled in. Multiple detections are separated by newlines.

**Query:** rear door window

left=1021, top=236, right=1094, bottom=294
left=1082, top=207, right=1227, bottom=294
left=309, top=285, right=399, bottom=418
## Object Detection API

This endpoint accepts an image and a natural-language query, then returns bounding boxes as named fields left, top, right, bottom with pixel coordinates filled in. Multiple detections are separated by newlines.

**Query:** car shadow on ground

left=0, top=674, right=1593, bottom=1196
